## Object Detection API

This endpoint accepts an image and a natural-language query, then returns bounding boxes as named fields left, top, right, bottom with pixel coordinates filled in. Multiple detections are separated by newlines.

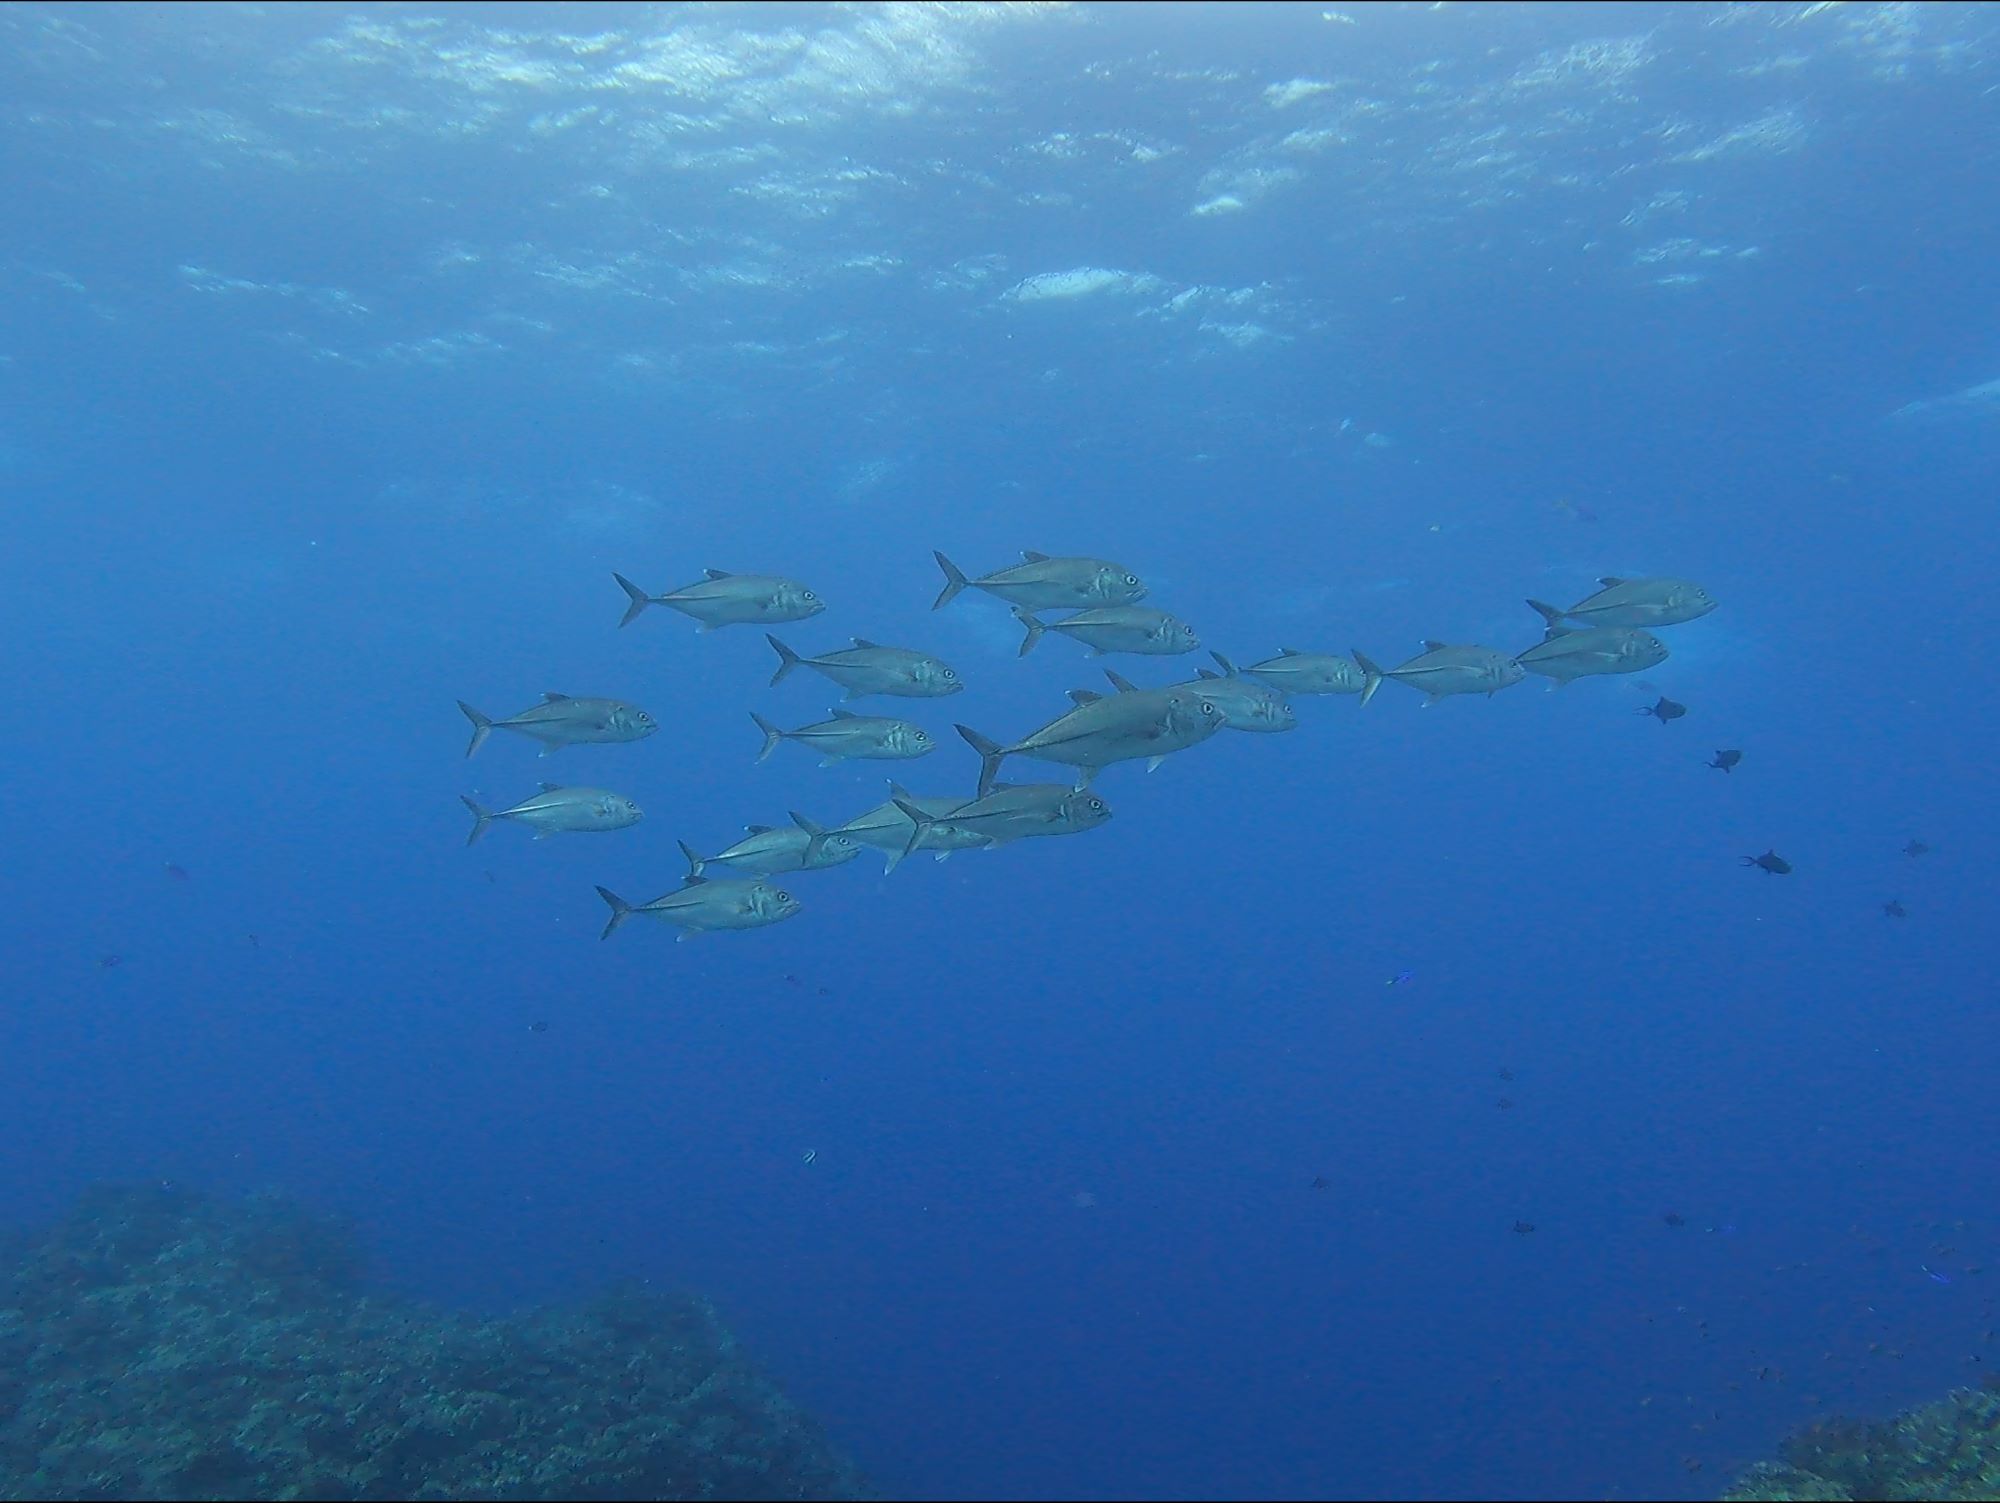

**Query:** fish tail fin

left=955, top=724, right=1005, bottom=797
left=789, top=810, right=829, bottom=862
left=678, top=839, right=706, bottom=880
left=932, top=550, right=970, bottom=611
left=457, top=701, right=494, bottom=758
left=1210, top=650, right=1238, bottom=676
left=613, top=573, right=654, bottom=629
left=766, top=634, right=802, bottom=687
left=595, top=885, right=634, bottom=941
left=1526, top=598, right=1565, bottom=631
left=1012, top=607, right=1045, bottom=658
left=890, top=796, right=936, bottom=862
left=751, top=711, right=785, bottom=764
left=1351, top=651, right=1383, bottom=707
left=460, top=795, right=496, bottom=846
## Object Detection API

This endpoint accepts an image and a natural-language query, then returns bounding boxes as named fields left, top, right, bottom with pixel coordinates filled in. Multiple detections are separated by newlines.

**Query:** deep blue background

left=4, top=3, right=1998, bottom=1498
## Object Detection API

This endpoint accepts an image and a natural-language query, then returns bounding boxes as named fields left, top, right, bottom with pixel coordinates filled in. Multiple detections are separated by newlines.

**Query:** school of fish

left=454, top=555, right=1719, bottom=940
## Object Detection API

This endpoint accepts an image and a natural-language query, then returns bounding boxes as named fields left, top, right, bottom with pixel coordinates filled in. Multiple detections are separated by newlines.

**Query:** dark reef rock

left=0, top=1183, right=869, bottom=1501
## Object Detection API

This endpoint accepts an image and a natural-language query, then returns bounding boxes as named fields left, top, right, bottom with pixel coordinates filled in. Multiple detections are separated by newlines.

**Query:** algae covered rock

left=1723, top=1384, right=2000, bottom=1501
left=0, top=1184, right=869, bottom=1501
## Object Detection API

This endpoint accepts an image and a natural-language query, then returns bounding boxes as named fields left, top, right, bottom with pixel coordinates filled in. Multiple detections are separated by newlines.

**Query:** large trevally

left=957, top=685, right=1225, bottom=795
left=836, top=784, right=992, bottom=873
left=1237, top=647, right=1376, bottom=698
left=1514, top=626, right=1668, bottom=687
left=1173, top=658, right=1297, bottom=732
left=594, top=877, right=800, bottom=941
left=751, top=709, right=936, bottom=766
left=614, top=569, right=824, bottom=632
left=1351, top=643, right=1524, bottom=706
left=680, top=815, right=860, bottom=878
left=457, top=693, right=657, bottom=758
left=1528, top=577, right=1716, bottom=630
left=896, top=783, right=1112, bottom=854
left=1014, top=605, right=1200, bottom=659
left=460, top=783, right=642, bottom=845
left=932, top=550, right=1147, bottom=612
left=767, top=635, right=964, bottom=699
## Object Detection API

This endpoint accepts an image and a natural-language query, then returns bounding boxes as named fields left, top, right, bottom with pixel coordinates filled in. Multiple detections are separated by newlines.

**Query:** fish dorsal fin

left=1599, top=576, right=1626, bottom=587
left=704, top=568, right=733, bottom=580
left=852, top=637, right=880, bottom=649
left=1422, top=640, right=1449, bottom=653
left=539, top=781, right=562, bottom=792
left=1279, top=646, right=1301, bottom=656
left=1068, top=689, right=1104, bottom=706
left=828, top=707, right=861, bottom=719
left=1103, top=669, right=1139, bottom=693
left=542, top=691, right=571, bottom=702
left=1021, top=550, right=1050, bottom=562
left=888, top=782, right=915, bottom=800
left=745, top=823, right=774, bottom=835
left=1210, top=651, right=1238, bottom=675
left=1198, top=668, right=1221, bottom=679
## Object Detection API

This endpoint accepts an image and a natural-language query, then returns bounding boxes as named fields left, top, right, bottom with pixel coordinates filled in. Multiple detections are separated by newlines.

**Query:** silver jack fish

left=1527, top=577, right=1716, bottom=630
left=679, top=814, right=860, bottom=878
left=1514, top=626, right=1668, bottom=687
left=457, top=694, right=657, bottom=758
left=1013, top=605, right=1200, bottom=659
left=932, top=550, right=1147, bottom=612
left=1238, top=647, right=1376, bottom=697
left=752, top=709, right=936, bottom=766
left=836, top=783, right=993, bottom=873
left=767, top=636, right=964, bottom=699
left=894, top=784, right=1112, bottom=856
left=614, top=569, right=823, bottom=631
left=461, top=784, right=642, bottom=845
left=1351, top=644, right=1525, bottom=706
left=595, top=877, right=801, bottom=941
left=957, top=685, right=1225, bottom=796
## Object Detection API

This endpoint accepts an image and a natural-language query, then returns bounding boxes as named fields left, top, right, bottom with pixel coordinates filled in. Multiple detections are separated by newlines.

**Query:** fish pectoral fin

left=1146, top=755, right=1165, bottom=772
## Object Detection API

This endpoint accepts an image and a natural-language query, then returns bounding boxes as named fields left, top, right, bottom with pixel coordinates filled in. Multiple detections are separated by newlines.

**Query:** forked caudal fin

left=460, top=796, right=496, bottom=846
left=613, top=573, right=655, bottom=629
left=766, top=634, right=804, bottom=687
left=890, top=796, right=936, bottom=861
left=457, top=701, right=495, bottom=759
left=751, top=711, right=786, bottom=764
left=1525, top=598, right=1567, bottom=631
left=1012, top=608, right=1046, bottom=658
left=595, top=885, right=634, bottom=941
left=932, top=550, right=971, bottom=611
left=956, top=723, right=1008, bottom=803
left=1350, top=651, right=1384, bottom=708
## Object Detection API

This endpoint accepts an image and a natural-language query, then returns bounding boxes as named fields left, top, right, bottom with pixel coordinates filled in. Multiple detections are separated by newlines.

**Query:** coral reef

left=0, top=1184, right=869, bottom=1500
left=1723, top=1383, right=2000, bottom=1501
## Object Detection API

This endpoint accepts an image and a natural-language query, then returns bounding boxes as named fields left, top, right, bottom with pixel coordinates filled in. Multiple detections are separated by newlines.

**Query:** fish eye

left=1089, top=798, right=1105, bottom=811
left=944, top=668, right=957, bottom=679
left=1201, top=701, right=1215, bottom=715
left=804, top=590, right=817, bottom=600
left=1125, top=574, right=1138, bottom=585
left=639, top=711, right=655, bottom=724
left=776, top=890, right=792, bottom=902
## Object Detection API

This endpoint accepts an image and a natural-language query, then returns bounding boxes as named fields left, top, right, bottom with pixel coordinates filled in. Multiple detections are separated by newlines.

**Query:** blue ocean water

left=4, top=1, right=1998, bottom=1497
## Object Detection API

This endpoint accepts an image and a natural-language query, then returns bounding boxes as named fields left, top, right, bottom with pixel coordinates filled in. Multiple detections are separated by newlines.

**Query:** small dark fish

left=1512, top=1220, right=1536, bottom=1235
left=1639, top=697, right=1686, bottom=723
left=1497, top=1097, right=1515, bottom=1110
left=816, top=985, right=830, bottom=997
left=783, top=973, right=802, bottom=987
left=163, top=862, right=191, bottom=881
left=1385, top=969, right=1414, bottom=987
left=1310, top=1175, right=1329, bottom=1192
left=1743, top=849, right=1791, bottom=875
left=246, top=933, right=260, bottom=948
left=98, top=954, right=124, bottom=969
left=1708, top=749, right=1742, bottom=773
left=1904, top=839, right=1930, bottom=858
left=528, top=1020, right=549, bottom=1034
left=1663, top=1212, right=1686, bottom=1228
left=1883, top=900, right=1907, bottom=919
left=1497, top=1068, right=1514, bottom=1081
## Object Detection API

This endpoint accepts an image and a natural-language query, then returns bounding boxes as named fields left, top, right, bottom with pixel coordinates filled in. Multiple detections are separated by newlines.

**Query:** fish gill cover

left=0, top=1184, right=869, bottom=1501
